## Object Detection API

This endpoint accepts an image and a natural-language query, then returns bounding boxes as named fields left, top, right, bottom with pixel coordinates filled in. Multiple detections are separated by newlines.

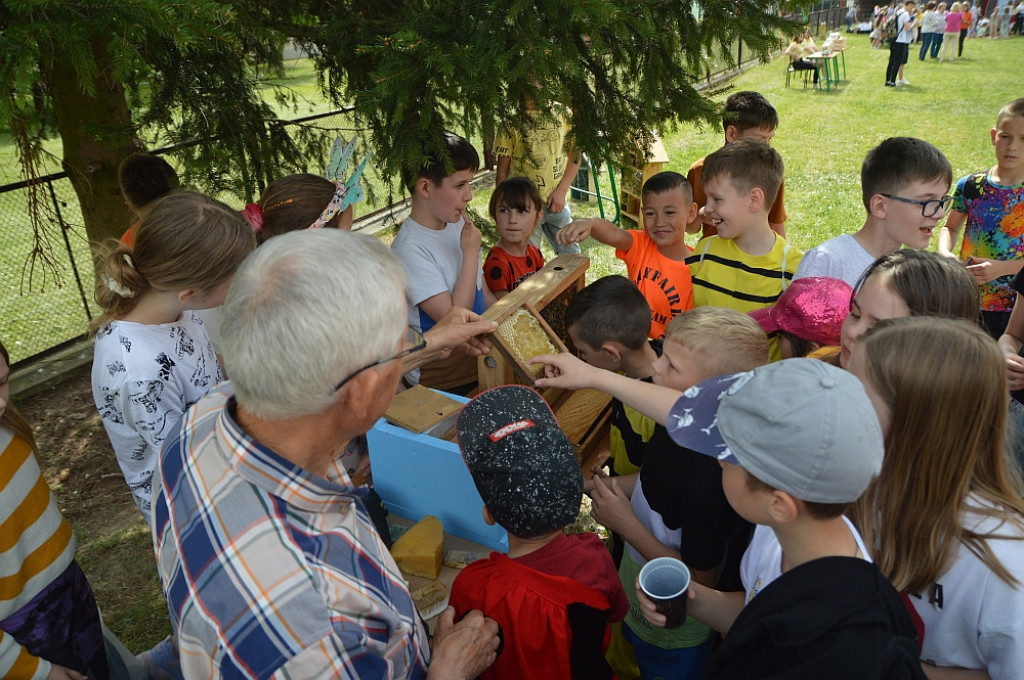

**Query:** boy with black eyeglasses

left=795, top=137, right=953, bottom=288
left=940, top=98, right=1024, bottom=339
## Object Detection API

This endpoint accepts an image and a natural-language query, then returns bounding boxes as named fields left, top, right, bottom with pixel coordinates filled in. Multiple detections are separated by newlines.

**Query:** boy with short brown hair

left=686, top=138, right=803, bottom=360
left=939, top=98, right=1024, bottom=339
left=557, top=172, right=696, bottom=339
left=796, top=137, right=953, bottom=288
left=686, top=91, right=787, bottom=238
left=391, top=131, right=495, bottom=388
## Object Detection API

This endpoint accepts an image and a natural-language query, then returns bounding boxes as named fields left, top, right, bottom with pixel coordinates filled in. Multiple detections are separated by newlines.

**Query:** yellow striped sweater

left=0, top=427, right=76, bottom=680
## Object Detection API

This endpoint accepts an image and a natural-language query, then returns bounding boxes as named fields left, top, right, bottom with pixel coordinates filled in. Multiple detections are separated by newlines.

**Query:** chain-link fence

left=0, top=108, right=400, bottom=368
left=0, top=176, right=94, bottom=367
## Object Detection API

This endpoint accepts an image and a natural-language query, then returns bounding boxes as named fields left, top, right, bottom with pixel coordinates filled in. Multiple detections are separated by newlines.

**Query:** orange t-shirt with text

left=616, top=230, right=694, bottom=339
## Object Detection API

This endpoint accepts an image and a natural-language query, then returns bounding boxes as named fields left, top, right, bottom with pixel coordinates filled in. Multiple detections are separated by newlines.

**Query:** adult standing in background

left=919, top=1, right=945, bottom=58
left=939, top=2, right=963, bottom=61
left=960, top=2, right=973, bottom=54
left=886, top=0, right=918, bottom=86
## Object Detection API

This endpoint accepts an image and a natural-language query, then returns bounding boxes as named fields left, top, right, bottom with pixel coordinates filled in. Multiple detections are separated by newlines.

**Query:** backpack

left=883, top=11, right=901, bottom=41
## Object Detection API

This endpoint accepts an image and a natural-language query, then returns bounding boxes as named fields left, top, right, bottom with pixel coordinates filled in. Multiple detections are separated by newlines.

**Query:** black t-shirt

left=639, top=425, right=743, bottom=572
left=1011, top=270, right=1024, bottom=404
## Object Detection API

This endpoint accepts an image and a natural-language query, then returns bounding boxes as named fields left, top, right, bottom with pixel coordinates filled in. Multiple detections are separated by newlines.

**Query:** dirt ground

left=19, top=366, right=170, bottom=652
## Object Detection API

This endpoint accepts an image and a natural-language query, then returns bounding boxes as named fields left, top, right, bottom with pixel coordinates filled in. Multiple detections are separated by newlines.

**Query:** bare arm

left=529, top=352, right=682, bottom=425
left=556, top=217, right=633, bottom=251
left=636, top=577, right=746, bottom=635
left=938, top=210, right=968, bottom=257
left=418, top=218, right=483, bottom=322
left=495, top=156, right=511, bottom=187
left=921, top=665, right=991, bottom=680
left=998, top=293, right=1024, bottom=392
left=482, top=286, right=497, bottom=308
left=547, top=151, right=582, bottom=214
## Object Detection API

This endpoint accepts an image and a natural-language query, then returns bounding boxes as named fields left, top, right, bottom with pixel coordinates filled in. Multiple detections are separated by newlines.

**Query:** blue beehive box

left=367, top=391, right=509, bottom=553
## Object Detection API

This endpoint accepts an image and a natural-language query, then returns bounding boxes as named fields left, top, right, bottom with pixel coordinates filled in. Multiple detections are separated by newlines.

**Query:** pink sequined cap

left=748, top=277, right=854, bottom=346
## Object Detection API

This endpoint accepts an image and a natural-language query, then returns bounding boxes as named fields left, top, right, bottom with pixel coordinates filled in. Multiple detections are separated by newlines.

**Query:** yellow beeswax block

left=391, top=515, right=444, bottom=579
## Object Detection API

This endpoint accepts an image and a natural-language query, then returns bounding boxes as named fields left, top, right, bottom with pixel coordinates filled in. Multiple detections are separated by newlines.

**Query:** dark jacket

left=707, top=556, right=927, bottom=680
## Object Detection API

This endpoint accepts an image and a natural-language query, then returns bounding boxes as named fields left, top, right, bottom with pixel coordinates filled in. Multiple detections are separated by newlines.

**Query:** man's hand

left=529, top=352, right=600, bottom=390
left=428, top=608, right=500, bottom=680
left=424, top=307, right=497, bottom=359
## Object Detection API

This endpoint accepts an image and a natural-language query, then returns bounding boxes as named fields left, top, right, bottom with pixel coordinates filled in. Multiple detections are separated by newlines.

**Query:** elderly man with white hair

left=151, top=229, right=500, bottom=679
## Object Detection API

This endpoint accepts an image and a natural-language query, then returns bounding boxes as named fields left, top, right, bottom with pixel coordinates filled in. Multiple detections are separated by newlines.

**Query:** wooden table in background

left=807, top=51, right=841, bottom=92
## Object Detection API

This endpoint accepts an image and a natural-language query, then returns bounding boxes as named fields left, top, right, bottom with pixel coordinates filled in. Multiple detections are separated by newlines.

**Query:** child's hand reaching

left=529, top=352, right=599, bottom=390
left=555, top=219, right=594, bottom=246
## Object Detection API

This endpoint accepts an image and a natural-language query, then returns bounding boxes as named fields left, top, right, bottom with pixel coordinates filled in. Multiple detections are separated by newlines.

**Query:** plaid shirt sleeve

left=153, top=385, right=429, bottom=680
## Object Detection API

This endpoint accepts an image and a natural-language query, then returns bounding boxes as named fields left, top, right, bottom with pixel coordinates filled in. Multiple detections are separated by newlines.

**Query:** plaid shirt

left=152, top=383, right=429, bottom=679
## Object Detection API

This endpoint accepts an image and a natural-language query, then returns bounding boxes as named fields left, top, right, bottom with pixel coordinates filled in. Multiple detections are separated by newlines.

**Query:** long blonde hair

left=0, top=339, right=37, bottom=452
left=92, top=191, right=256, bottom=329
left=853, top=317, right=1024, bottom=593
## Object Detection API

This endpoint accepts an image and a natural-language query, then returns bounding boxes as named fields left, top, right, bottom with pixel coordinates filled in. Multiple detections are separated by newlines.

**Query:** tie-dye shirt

left=951, top=171, right=1024, bottom=312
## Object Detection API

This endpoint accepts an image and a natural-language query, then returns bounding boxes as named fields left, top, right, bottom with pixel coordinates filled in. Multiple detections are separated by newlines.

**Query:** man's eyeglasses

left=330, top=327, right=427, bottom=394
left=880, top=193, right=953, bottom=218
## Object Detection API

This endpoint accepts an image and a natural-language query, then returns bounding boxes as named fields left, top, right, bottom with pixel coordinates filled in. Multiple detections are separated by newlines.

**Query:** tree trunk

left=43, top=35, right=139, bottom=261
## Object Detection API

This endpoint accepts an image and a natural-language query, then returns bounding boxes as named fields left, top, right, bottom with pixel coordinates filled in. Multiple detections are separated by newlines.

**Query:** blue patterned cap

left=666, top=358, right=883, bottom=504
left=456, top=385, right=582, bottom=538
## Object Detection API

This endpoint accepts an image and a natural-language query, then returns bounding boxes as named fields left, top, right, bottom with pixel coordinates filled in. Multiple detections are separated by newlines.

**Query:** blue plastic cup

left=638, top=557, right=691, bottom=629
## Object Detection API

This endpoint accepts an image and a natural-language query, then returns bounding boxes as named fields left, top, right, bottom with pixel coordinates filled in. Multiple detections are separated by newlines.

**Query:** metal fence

left=0, top=109, right=393, bottom=368
left=2, top=9, right=846, bottom=368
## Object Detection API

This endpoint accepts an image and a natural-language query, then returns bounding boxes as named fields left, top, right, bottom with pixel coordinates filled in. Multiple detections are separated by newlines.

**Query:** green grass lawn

left=520, top=33, right=1020, bottom=281
left=8, top=33, right=1024, bottom=654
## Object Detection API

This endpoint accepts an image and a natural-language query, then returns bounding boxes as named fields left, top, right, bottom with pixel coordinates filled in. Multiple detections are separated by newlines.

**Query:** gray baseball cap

left=666, top=358, right=883, bottom=504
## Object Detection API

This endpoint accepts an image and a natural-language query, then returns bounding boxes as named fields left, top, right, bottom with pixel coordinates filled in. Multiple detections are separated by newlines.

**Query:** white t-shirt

left=390, top=215, right=485, bottom=384
left=390, top=215, right=485, bottom=334
left=910, top=502, right=1024, bottom=679
left=896, top=8, right=915, bottom=43
left=91, top=311, right=222, bottom=523
left=740, top=517, right=871, bottom=604
left=793, top=233, right=878, bottom=288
